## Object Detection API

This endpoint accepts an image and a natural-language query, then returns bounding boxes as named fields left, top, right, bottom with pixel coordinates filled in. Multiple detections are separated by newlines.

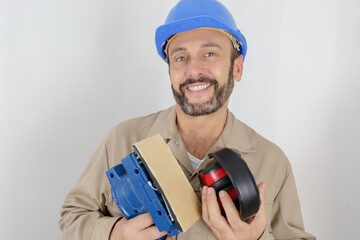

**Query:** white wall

left=1, top=0, right=359, bottom=239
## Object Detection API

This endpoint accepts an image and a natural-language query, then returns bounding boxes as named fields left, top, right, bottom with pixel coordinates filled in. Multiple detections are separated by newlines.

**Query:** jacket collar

left=146, top=106, right=178, bottom=141
left=218, top=110, right=257, bottom=154
left=146, top=106, right=257, bottom=174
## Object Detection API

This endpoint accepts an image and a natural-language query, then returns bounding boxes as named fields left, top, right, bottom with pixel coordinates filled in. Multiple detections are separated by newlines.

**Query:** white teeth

left=188, top=84, right=211, bottom=91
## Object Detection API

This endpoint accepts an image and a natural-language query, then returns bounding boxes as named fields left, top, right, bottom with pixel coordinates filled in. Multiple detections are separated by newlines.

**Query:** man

left=59, top=0, right=315, bottom=239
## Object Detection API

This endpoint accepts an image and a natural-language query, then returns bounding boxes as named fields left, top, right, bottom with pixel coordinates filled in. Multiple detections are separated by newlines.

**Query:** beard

left=171, top=62, right=235, bottom=116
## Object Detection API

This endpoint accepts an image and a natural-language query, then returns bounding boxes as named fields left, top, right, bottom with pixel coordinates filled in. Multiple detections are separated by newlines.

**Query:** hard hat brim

left=155, top=15, right=247, bottom=62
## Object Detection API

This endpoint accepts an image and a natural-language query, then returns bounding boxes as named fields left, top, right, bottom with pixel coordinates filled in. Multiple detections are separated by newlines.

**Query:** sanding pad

left=133, top=134, right=201, bottom=233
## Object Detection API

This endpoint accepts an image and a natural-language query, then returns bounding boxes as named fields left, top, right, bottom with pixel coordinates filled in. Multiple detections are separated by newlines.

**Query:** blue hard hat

left=155, top=0, right=247, bottom=62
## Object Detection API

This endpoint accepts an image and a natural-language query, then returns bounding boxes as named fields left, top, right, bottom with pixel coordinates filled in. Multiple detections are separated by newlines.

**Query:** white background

left=1, top=0, right=359, bottom=239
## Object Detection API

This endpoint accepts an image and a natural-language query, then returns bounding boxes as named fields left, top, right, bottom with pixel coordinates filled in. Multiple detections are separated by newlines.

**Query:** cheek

left=210, top=67, right=228, bottom=83
left=206, top=59, right=229, bottom=78
left=169, top=69, right=183, bottom=89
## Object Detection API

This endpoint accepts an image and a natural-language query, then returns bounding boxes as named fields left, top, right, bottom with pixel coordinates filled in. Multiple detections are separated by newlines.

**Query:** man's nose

left=185, top=58, right=206, bottom=79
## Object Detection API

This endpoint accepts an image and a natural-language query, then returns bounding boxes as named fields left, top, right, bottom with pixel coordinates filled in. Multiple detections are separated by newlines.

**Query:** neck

left=175, top=103, right=228, bottom=159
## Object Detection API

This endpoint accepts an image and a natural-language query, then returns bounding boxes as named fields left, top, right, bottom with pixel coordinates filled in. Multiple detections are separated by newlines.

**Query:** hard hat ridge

left=155, top=0, right=247, bottom=62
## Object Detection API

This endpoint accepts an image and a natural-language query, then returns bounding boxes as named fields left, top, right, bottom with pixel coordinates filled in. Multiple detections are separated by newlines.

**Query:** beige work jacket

left=59, top=106, right=315, bottom=240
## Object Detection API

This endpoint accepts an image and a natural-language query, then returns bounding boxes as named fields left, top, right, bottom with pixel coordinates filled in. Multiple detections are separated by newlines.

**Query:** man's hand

left=109, top=213, right=174, bottom=240
left=201, top=182, right=267, bottom=240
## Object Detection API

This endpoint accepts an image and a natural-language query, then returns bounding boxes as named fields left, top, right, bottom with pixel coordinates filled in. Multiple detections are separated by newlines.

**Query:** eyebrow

left=168, top=43, right=223, bottom=57
left=169, top=47, right=187, bottom=56
left=201, top=43, right=223, bottom=50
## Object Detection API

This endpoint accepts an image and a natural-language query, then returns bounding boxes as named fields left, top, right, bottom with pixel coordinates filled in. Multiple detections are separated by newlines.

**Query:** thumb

left=257, top=182, right=266, bottom=196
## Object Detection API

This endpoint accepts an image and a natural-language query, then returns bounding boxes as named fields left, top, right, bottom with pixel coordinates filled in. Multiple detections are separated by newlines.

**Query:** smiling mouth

left=187, top=83, right=212, bottom=92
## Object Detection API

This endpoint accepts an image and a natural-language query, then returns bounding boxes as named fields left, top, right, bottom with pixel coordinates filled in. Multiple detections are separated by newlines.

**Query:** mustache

left=179, top=77, right=218, bottom=89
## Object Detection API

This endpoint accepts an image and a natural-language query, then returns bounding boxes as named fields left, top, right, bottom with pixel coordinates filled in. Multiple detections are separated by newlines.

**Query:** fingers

left=201, top=186, right=222, bottom=238
left=219, top=190, right=247, bottom=232
left=201, top=186, right=209, bottom=224
left=202, top=186, right=232, bottom=233
left=140, top=226, right=167, bottom=240
left=110, top=213, right=170, bottom=240
left=201, top=183, right=268, bottom=240
left=201, top=183, right=267, bottom=239
left=128, top=212, right=154, bottom=231
left=130, top=213, right=169, bottom=239
left=258, top=182, right=266, bottom=196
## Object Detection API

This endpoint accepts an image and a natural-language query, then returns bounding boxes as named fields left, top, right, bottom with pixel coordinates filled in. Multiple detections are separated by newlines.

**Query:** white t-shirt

left=187, top=151, right=205, bottom=171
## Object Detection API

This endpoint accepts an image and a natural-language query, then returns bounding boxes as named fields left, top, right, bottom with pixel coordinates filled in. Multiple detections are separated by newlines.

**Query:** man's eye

left=176, top=56, right=187, bottom=62
left=205, top=52, right=215, bottom=57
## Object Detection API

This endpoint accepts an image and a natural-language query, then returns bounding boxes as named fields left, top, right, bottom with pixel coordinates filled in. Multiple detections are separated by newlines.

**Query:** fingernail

left=219, top=190, right=226, bottom=198
left=202, top=186, right=207, bottom=194
left=207, top=187, right=213, bottom=195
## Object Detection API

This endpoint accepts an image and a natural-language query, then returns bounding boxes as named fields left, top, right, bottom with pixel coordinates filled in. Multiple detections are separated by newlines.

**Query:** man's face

left=167, top=29, right=239, bottom=116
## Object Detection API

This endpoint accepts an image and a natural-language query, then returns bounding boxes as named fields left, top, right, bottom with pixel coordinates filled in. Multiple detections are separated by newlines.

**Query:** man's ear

left=233, top=55, right=244, bottom=83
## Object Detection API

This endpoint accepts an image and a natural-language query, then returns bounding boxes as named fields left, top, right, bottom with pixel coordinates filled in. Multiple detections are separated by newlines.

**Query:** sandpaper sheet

left=133, top=134, right=201, bottom=233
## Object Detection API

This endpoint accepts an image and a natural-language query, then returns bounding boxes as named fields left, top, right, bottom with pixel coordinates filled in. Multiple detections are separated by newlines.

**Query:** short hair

left=230, top=45, right=241, bottom=64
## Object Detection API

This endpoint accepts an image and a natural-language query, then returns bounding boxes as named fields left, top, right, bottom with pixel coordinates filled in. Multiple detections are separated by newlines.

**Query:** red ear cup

left=199, top=148, right=261, bottom=221
left=199, top=160, right=238, bottom=214
left=200, top=160, right=232, bottom=192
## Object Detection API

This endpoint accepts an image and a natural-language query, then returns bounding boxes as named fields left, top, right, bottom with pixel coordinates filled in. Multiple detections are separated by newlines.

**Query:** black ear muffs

left=199, top=148, right=260, bottom=220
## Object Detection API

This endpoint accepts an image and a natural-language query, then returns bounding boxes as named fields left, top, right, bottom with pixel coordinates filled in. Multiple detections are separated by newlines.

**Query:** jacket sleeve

left=59, top=139, right=122, bottom=240
left=269, top=158, right=316, bottom=240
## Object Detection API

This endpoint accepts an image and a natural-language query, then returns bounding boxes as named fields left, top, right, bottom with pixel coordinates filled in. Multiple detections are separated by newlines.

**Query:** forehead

left=167, top=28, right=233, bottom=54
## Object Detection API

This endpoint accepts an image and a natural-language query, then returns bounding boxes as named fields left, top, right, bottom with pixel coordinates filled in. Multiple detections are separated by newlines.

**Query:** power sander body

left=106, top=151, right=180, bottom=239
